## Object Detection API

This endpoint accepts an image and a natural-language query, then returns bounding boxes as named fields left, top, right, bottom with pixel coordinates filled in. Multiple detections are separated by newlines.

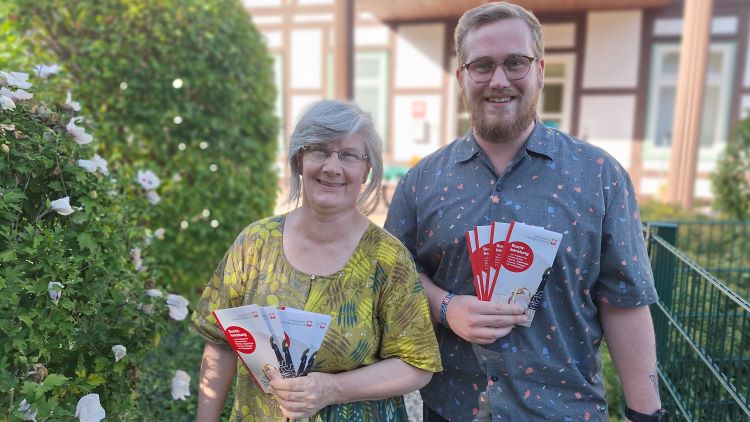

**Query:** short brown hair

left=455, top=1, right=544, bottom=65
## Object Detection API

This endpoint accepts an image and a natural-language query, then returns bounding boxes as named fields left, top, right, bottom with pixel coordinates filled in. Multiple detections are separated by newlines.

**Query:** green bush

left=10, top=0, right=279, bottom=298
left=712, top=114, right=750, bottom=220
left=1, top=72, right=182, bottom=419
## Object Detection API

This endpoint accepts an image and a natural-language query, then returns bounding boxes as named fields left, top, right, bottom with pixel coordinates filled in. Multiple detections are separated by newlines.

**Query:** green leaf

left=76, top=232, right=97, bottom=253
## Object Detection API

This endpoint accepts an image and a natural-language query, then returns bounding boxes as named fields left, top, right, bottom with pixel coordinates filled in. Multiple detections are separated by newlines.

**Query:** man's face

left=457, top=18, right=544, bottom=144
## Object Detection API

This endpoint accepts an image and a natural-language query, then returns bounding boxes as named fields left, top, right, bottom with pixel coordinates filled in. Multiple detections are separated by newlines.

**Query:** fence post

left=647, top=222, right=678, bottom=376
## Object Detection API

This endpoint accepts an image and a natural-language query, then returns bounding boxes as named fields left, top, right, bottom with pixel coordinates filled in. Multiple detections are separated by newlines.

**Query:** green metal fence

left=647, top=223, right=750, bottom=421
left=669, top=221, right=750, bottom=299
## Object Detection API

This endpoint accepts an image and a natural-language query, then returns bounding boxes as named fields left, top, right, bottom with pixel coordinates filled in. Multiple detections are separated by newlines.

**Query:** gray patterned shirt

left=384, top=122, right=657, bottom=421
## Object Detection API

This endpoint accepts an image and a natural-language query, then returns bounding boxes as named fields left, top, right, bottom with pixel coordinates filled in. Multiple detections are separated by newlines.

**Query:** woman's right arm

left=196, top=342, right=237, bottom=422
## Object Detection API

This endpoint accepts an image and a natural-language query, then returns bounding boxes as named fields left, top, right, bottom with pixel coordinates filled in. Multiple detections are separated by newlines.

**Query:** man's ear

left=537, top=58, right=545, bottom=89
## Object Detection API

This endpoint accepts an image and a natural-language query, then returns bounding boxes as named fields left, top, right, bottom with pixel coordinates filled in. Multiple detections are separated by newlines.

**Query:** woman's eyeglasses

left=302, top=145, right=368, bottom=166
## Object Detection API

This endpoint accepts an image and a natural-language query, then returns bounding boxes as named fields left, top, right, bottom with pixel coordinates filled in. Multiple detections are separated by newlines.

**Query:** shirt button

left=495, top=184, right=502, bottom=192
left=490, top=375, right=498, bottom=382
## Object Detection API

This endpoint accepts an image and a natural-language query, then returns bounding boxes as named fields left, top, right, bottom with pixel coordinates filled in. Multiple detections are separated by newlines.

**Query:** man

left=384, top=2, right=667, bottom=421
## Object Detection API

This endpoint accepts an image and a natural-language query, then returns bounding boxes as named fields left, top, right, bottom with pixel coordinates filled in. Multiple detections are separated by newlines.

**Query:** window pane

left=707, top=51, right=723, bottom=76
left=545, top=62, right=565, bottom=78
left=700, top=85, right=719, bottom=147
left=542, top=84, right=563, bottom=113
left=654, top=85, right=676, bottom=147
left=355, top=57, right=380, bottom=79
left=661, top=52, right=679, bottom=76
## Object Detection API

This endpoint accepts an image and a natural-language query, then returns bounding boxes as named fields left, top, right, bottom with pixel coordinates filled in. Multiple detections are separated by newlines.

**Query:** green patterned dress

left=192, top=214, right=442, bottom=421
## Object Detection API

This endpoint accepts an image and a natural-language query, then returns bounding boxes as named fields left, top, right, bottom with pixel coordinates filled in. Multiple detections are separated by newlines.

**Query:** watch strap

left=625, top=407, right=669, bottom=422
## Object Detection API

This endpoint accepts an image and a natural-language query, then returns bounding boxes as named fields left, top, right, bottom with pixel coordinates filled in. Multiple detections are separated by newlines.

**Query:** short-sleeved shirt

left=193, top=214, right=442, bottom=421
left=384, top=123, right=657, bottom=421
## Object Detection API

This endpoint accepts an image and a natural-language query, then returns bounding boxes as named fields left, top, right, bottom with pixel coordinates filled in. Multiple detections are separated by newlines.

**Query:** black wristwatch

left=625, top=407, right=669, bottom=422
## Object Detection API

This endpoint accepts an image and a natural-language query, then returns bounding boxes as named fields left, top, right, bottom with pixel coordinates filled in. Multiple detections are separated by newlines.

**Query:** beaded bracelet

left=439, top=292, right=456, bottom=328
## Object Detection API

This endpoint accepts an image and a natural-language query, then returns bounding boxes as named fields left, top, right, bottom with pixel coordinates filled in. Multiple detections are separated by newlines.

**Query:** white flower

left=112, top=345, right=127, bottom=362
left=91, top=154, right=108, bottom=175
left=145, top=190, right=161, bottom=205
left=48, top=282, right=64, bottom=304
left=77, top=159, right=98, bottom=173
left=18, top=399, right=37, bottom=421
left=78, top=154, right=108, bottom=175
left=145, top=288, right=163, bottom=298
left=66, top=117, right=93, bottom=145
left=65, top=92, right=81, bottom=111
left=154, top=228, right=165, bottom=239
left=1, top=94, right=15, bottom=110
left=50, top=196, right=79, bottom=216
left=166, top=294, right=189, bottom=321
left=136, top=169, right=160, bottom=190
left=0, top=87, right=33, bottom=101
left=33, top=64, right=61, bottom=78
left=171, top=370, right=191, bottom=400
left=130, top=247, right=143, bottom=272
left=136, top=303, right=154, bottom=315
left=75, top=393, right=105, bottom=422
left=0, top=71, right=32, bottom=89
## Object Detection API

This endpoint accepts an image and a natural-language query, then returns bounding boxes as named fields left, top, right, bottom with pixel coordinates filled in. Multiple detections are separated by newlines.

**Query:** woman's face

left=299, top=133, right=371, bottom=215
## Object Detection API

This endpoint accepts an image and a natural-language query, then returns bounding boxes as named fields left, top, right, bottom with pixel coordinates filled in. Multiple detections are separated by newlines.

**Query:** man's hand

left=269, top=372, right=335, bottom=418
left=445, top=295, right=527, bottom=344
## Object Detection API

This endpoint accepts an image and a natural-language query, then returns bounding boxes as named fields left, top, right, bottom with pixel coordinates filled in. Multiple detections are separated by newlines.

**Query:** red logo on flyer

left=503, top=241, right=534, bottom=272
left=284, top=332, right=291, bottom=348
left=319, top=323, right=326, bottom=329
left=225, top=326, right=256, bottom=354
left=306, top=321, right=312, bottom=327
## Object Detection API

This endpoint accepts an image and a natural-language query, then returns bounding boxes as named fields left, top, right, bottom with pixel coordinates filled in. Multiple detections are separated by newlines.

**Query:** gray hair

left=287, top=99, right=383, bottom=212
left=455, top=2, right=544, bottom=65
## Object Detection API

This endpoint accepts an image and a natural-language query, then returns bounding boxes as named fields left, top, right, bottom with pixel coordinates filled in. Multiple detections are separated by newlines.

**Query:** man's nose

left=488, top=64, right=510, bottom=88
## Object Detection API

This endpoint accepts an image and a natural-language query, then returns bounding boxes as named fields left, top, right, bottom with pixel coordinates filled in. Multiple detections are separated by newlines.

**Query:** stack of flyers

left=466, top=221, right=563, bottom=326
left=213, top=304, right=331, bottom=393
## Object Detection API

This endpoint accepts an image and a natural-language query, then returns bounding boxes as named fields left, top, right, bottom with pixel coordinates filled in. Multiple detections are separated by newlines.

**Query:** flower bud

left=89, top=190, right=98, bottom=199
left=1, top=143, right=8, bottom=154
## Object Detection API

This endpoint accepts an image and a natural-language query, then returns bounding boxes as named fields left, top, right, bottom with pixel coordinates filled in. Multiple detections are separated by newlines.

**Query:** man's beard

left=468, top=87, right=540, bottom=144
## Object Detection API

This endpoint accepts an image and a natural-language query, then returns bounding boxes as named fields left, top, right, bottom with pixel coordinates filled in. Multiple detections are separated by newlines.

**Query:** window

left=354, top=51, right=389, bottom=151
left=644, top=43, right=735, bottom=163
left=538, top=54, right=574, bottom=132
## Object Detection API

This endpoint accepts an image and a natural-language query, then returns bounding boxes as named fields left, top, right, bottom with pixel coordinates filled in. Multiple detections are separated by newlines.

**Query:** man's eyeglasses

left=461, top=55, right=537, bottom=83
left=303, top=145, right=368, bottom=166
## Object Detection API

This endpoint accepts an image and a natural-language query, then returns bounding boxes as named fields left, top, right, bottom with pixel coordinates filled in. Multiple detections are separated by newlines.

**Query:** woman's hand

left=269, top=372, right=336, bottom=419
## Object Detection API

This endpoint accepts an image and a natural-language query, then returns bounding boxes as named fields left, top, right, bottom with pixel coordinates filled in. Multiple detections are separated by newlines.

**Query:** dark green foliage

left=712, top=114, right=750, bottom=219
left=11, top=0, right=279, bottom=298
left=1, top=77, right=173, bottom=419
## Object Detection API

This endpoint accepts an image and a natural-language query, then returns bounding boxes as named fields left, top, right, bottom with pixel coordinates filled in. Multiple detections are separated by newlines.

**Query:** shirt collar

left=455, top=120, right=556, bottom=163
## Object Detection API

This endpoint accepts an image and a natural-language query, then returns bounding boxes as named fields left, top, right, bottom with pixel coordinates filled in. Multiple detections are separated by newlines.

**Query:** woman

left=193, top=100, right=442, bottom=421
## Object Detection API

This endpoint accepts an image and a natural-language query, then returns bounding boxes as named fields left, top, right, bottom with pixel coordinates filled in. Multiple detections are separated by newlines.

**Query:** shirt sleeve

left=591, top=171, right=658, bottom=307
left=191, top=230, right=252, bottom=345
left=375, top=238, right=443, bottom=373
left=383, top=169, right=425, bottom=274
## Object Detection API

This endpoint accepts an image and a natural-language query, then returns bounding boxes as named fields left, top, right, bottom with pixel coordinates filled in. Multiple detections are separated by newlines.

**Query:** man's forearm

left=418, top=272, right=448, bottom=323
left=599, top=303, right=662, bottom=414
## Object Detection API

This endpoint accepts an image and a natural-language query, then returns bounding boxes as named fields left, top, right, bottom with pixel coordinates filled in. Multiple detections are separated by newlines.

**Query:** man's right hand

left=445, top=295, right=527, bottom=344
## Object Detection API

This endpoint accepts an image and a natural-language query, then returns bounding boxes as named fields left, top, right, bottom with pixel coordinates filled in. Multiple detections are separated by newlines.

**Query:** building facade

left=244, top=0, right=750, bottom=206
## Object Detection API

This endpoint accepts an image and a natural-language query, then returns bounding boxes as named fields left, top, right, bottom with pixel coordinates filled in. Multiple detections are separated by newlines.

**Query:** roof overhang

left=358, top=0, right=672, bottom=22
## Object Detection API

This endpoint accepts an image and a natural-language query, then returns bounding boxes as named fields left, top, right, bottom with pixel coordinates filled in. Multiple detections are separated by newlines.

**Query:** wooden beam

left=334, top=0, right=354, bottom=100
left=666, top=0, right=713, bottom=210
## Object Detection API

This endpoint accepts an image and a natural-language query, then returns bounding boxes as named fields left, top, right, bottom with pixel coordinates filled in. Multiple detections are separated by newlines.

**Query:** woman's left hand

left=269, top=372, right=336, bottom=418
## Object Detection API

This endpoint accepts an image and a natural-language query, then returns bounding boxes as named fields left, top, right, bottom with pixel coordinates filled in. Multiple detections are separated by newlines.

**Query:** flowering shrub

left=0, top=72, right=182, bottom=420
left=712, top=114, right=750, bottom=219
left=10, top=0, right=279, bottom=297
